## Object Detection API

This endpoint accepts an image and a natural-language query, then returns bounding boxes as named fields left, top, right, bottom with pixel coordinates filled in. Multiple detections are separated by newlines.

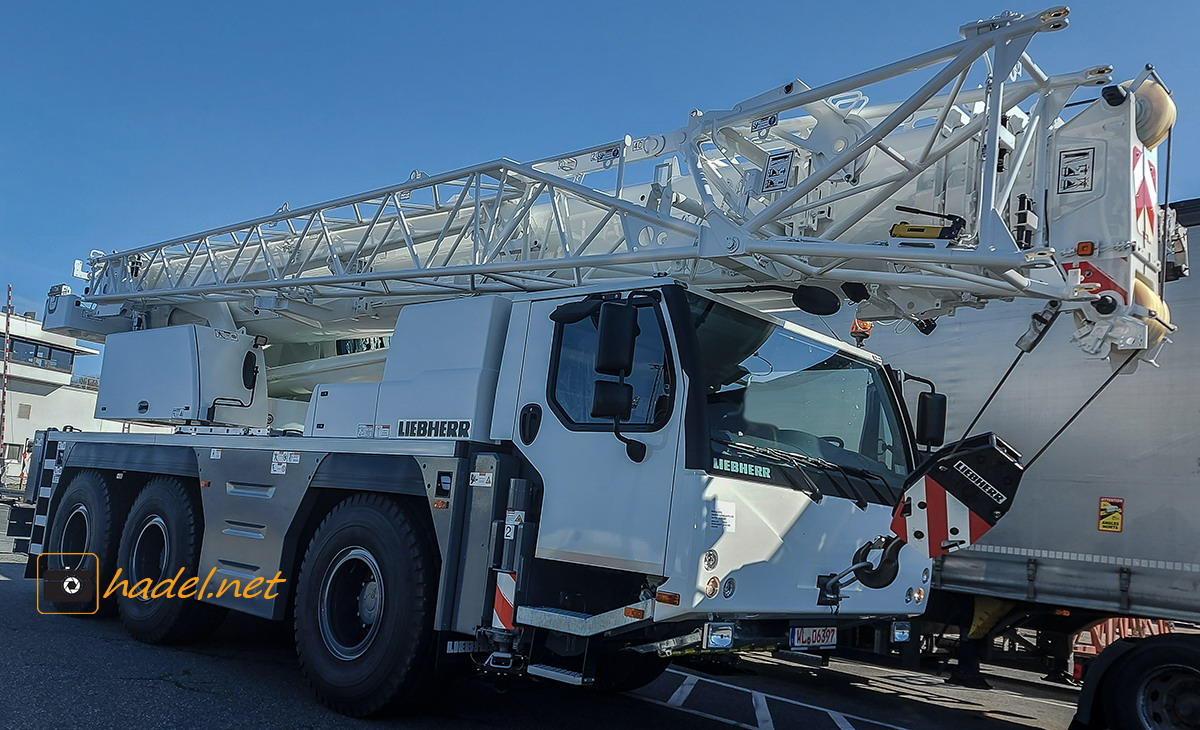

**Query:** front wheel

left=293, top=494, right=438, bottom=717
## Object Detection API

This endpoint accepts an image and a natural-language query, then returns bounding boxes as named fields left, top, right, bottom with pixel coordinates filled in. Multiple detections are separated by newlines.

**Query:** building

left=1, top=311, right=162, bottom=485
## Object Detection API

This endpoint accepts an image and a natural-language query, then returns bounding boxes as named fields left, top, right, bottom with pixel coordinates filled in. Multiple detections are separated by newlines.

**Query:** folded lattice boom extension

left=50, top=7, right=1181, bottom=360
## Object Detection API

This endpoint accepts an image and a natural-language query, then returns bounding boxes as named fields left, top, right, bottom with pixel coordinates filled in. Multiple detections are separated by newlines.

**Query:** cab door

left=515, top=294, right=681, bottom=575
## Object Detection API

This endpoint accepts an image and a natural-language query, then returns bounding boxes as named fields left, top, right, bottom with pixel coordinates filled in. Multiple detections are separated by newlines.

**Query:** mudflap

left=890, top=433, right=1023, bottom=559
left=6, top=504, right=34, bottom=557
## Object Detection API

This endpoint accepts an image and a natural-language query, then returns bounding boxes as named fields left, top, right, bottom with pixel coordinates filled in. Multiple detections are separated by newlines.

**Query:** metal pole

left=1, top=284, right=10, bottom=485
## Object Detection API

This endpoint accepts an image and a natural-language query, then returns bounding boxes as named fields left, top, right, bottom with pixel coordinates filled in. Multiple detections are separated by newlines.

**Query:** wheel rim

left=1138, top=663, right=1200, bottom=730
left=57, top=504, right=90, bottom=569
left=130, top=515, right=169, bottom=601
left=319, top=546, right=385, bottom=661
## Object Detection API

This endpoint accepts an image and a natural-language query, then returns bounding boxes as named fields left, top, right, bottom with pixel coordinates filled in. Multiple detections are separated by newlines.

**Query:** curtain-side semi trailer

left=859, top=245, right=1196, bottom=730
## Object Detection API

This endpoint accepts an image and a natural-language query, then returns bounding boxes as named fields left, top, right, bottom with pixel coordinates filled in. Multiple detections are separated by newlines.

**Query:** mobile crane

left=14, top=7, right=1184, bottom=718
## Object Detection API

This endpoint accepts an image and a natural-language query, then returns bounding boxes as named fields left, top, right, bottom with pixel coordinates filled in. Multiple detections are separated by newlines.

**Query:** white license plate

left=790, top=626, right=837, bottom=649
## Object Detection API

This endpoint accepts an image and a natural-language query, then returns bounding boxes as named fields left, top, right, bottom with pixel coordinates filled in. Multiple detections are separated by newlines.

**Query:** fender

left=1069, top=637, right=1139, bottom=729
left=64, top=442, right=199, bottom=479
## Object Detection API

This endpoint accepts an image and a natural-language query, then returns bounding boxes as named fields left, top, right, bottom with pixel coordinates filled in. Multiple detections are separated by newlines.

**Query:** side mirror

left=915, top=391, right=947, bottom=448
left=591, top=380, right=633, bottom=420
left=590, top=380, right=646, bottom=463
left=595, top=302, right=638, bottom=376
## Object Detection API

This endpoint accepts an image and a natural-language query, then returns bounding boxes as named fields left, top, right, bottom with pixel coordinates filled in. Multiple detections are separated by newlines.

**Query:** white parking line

left=634, top=696, right=758, bottom=730
left=992, top=688, right=1076, bottom=710
left=627, top=669, right=912, bottom=730
left=667, top=673, right=698, bottom=707
left=872, top=671, right=1076, bottom=709
left=670, top=670, right=910, bottom=729
left=750, top=691, right=774, bottom=730
left=829, top=711, right=857, bottom=730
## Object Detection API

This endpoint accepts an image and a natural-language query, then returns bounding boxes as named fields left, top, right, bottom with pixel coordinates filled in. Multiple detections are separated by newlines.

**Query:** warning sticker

left=272, top=451, right=301, bottom=464
left=761, top=150, right=795, bottom=194
left=1057, top=148, right=1095, bottom=194
left=708, top=501, right=737, bottom=533
left=271, top=462, right=286, bottom=475
left=469, top=471, right=494, bottom=487
left=1099, top=497, right=1124, bottom=533
left=356, top=424, right=375, bottom=438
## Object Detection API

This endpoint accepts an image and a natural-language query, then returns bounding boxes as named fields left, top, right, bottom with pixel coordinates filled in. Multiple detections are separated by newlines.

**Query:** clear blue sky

left=2, top=0, right=1197, bottom=334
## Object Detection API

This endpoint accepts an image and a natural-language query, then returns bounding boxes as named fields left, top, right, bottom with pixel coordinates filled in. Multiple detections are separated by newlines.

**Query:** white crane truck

left=11, top=7, right=1183, bottom=717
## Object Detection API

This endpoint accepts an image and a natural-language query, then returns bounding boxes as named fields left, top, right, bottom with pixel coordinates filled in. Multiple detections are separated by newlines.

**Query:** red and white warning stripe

left=1133, top=145, right=1158, bottom=245
left=492, top=571, right=517, bottom=630
left=891, top=476, right=991, bottom=559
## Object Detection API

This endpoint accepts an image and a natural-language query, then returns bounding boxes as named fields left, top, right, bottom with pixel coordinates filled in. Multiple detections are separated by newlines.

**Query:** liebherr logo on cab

left=397, top=420, right=471, bottom=438
left=712, top=458, right=772, bottom=479
left=954, top=460, right=1006, bottom=504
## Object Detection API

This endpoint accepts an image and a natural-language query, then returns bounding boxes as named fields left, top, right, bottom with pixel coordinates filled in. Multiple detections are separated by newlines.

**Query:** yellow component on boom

left=889, top=205, right=967, bottom=241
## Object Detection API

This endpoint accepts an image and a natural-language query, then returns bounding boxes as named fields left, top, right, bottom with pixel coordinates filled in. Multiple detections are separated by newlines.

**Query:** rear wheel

left=45, top=470, right=121, bottom=616
left=1104, top=640, right=1200, bottom=730
left=116, top=476, right=226, bottom=644
left=294, top=494, right=438, bottom=717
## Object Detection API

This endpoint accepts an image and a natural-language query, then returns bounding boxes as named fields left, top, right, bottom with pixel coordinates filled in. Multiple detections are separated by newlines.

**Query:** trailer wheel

left=1103, top=640, right=1200, bottom=730
left=293, top=494, right=437, bottom=717
left=45, top=470, right=121, bottom=616
left=116, top=476, right=226, bottom=644
left=594, top=651, right=671, bottom=692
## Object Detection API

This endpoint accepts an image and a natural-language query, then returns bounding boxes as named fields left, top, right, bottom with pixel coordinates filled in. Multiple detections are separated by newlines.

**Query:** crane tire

left=45, top=470, right=121, bottom=616
left=116, top=476, right=227, bottom=644
left=293, top=493, right=438, bottom=717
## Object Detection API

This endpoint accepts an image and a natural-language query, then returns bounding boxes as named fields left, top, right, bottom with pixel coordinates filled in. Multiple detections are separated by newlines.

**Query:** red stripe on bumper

left=925, top=476, right=950, bottom=557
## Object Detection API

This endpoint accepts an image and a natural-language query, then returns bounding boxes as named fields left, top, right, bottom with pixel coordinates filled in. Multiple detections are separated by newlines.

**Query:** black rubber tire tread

left=1102, top=638, right=1200, bottom=730
left=44, top=470, right=120, bottom=616
left=293, top=493, right=438, bottom=717
left=115, top=476, right=227, bottom=644
left=593, top=651, right=672, bottom=693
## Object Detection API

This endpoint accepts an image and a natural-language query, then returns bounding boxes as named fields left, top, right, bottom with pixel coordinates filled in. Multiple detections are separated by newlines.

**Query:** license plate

left=790, top=626, right=837, bottom=649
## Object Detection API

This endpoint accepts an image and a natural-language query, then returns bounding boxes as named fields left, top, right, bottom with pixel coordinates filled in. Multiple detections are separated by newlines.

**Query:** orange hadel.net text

left=103, top=568, right=286, bottom=601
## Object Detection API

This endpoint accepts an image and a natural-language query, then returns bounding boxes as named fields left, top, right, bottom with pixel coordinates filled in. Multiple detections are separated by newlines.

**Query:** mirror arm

left=902, top=372, right=937, bottom=394
left=612, top=419, right=647, bottom=463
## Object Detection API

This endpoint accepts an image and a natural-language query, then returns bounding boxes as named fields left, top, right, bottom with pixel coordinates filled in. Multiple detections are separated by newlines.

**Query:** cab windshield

left=688, top=294, right=910, bottom=497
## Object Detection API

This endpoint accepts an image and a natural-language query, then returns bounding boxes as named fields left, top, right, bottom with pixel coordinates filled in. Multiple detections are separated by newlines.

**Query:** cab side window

left=550, top=304, right=673, bottom=431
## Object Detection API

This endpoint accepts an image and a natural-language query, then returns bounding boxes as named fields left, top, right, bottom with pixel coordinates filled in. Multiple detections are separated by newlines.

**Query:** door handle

left=519, top=404, right=542, bottom=445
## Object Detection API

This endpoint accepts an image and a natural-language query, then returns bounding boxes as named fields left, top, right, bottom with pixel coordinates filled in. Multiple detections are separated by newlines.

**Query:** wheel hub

left=1140, top=664, right=1200, bottom=730
left=357, top=581, right=380, bottom=624
left=318, top=546, right=385, bottom=661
